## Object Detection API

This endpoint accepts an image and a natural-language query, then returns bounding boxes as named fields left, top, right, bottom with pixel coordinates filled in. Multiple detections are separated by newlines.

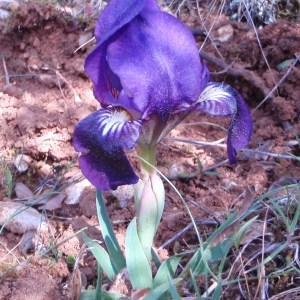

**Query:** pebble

left=221, top=178, right=237, bottom=192
left=14, top=154, right=31, bottom=172
left=37, top=74, right=65, bottom=88
left=65, top=179, right=91, bottom=205
left=14, top=182, right=34, bottom=199
left=0, top=201, right=46, bottom=234
left=19, top=41, right=26, bottom=51
left=168, top=163, right=185, bottom=180
left=0, top=8, right=9, bottom=19
left=19, top=230, right=36, bottom=256
left=213, top=24, right=234, bottom=43
left=77, top=32, right=93, bottom=50
left=110, top=184, right=134, bottom=208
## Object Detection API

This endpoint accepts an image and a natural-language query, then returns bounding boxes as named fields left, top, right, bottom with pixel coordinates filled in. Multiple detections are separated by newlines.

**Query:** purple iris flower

left=73, top=0, right=252, bottom=191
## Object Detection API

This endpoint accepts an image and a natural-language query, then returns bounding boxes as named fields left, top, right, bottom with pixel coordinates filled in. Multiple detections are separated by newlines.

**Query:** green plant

left=0, top=159, right=13, bottom=198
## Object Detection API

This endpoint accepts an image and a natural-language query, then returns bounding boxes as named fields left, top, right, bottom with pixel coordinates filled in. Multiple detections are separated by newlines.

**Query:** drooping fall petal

left=197, top=82, right=252, bottom=163
left=73, top=108, right=142, bottom=190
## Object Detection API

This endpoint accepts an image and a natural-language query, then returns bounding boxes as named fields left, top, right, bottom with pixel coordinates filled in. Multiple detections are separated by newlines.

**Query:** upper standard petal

left=85, top=0, right=160, bottom=108
left=94, top=0, right=155, bottom=44
left=105, top=7, right=204, bottom=117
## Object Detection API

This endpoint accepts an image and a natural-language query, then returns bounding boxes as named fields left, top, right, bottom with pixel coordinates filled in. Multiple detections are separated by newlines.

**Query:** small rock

left=14, top=154, right=31, bottom=172
left=19, top=230, right=36, bottom=256
left=168, top=163, right=185, bottom=180
left=213, top=24, right=234, bottom=43
left=37, top=74, right=65, bottom=88
left=65, top=179, right=92, bottom=205
left=0, top=8, right=9, bottom=20
left=36, top=162, right=52, bottom=177
left=110, top=185, right=134, bottom=208
left=0, top=0, right=19, bottom=12
left=19, top=41, right=26, bottom=51
left=221, top=178, right=237, bottom=192
left=22, top=52, right=30, bottom=59
left=14, top=182, right=34, bottom=199
left=0, top=201, right=47, bottom=234
left=78, top=32, right=93, bottom=50
left=27, top=55, right=42, bottom=70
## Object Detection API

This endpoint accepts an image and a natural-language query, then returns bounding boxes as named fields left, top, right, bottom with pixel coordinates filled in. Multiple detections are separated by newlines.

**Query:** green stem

left=137, top=145, right=157, bottom=174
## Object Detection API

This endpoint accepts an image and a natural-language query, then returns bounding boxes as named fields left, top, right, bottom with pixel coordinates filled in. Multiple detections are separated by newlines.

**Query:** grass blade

left=167, top=276, right=181, bottom=300
left=153, top=255, right=182, bottom=288
left=82, top=233, right=117, bottom=280
left=144, top=279, right=182, bottom=300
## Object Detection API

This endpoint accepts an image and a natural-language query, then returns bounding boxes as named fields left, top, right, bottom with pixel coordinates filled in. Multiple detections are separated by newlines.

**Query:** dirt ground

left=0, top=2, right=299, bottom=299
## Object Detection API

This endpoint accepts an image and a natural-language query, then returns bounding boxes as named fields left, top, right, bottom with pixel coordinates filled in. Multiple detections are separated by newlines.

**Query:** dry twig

left=200, top=50, right=270, bottom=98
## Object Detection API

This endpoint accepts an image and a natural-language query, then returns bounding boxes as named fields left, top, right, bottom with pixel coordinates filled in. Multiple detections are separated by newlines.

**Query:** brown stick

left=200, top=51, right=270, bottom=98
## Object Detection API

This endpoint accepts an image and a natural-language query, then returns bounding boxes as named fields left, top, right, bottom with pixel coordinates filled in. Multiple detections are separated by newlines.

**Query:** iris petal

left=94, top=0, right=157, bottom=44
left=197, top=82, right=252, bottom=164
left=85, top=0, right=160, bottom=108
left=106, top=8, right=204, bottom=116
left=73, top=108, right=142, bottom=190
left=85, top=47, right=111, bottom=106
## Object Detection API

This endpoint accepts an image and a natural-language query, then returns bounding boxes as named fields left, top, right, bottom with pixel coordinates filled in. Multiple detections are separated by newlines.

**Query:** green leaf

left=101, top=291, right=126, bottom=300
left=211, top=281, right=223, bottom=300
left=167, top=276, right=181, bottom=300
left=95, top=263, right=102, bottom=300
left=184, top=238, right=233, bottom=278
left=79, top=290, right=96, bottom=300
left=5, top=167, right=13, bottom=198
left=189, top=269, right=201, bottom=299
left=144, top=279, right=182, bottom=300
left=82, top=233, right=117, bottom=280
left=153, top=255, right=181, bottom=288
left=79, top=290, right=125, bottom=300
left=96, top=189, right=126, bottom=272
left=233, top=216, right=258, bottom=248
left=289, top=185, right=300, bottom=234
left=151, top=248, right=161, bottom=270
left=125, top=218, right=153, bottom=289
